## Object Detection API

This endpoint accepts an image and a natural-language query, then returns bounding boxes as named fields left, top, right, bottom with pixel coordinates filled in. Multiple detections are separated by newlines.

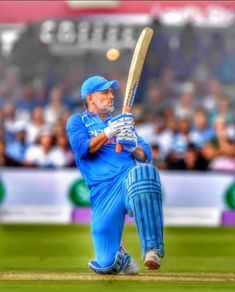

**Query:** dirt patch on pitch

left=1, top=272, right=235, bottom=282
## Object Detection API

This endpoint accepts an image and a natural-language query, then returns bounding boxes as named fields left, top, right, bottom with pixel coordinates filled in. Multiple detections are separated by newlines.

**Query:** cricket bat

left=116, top=27, right=153, bottom=152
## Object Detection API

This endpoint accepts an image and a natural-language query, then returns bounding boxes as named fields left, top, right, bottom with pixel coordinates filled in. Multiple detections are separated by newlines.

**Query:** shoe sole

left=144, top=260, right=160, bottom=270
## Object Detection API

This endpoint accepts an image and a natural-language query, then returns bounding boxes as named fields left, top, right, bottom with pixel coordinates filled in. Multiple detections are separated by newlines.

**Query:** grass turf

left=0, top=225, right=235, bottom=291
left=1, top=281, right=235, bottom=292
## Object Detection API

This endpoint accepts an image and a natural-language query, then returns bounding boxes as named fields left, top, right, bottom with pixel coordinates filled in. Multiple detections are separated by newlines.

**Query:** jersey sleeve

left=136, top=131, right=152, bottom=163
left=66, top=114, right=90, bottom=159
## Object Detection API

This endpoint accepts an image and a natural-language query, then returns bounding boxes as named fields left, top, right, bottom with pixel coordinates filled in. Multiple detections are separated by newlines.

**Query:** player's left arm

left=116, top=128, right=151, bottom=163
left=133, top=132, right=152, bottom=163
left=132, top=146, right=147, bottom=162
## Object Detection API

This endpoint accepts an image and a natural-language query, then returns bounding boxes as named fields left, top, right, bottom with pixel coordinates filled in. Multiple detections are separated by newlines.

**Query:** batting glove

left=116, top=128, right=138, bottom=153
left=104, top=113, right=134, bottom=139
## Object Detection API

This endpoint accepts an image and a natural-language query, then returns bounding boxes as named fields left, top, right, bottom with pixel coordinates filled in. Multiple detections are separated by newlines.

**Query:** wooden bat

left=116, top=27, right=153, bottom=152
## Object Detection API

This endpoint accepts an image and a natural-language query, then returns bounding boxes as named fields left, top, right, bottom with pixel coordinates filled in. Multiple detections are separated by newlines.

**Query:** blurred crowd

left=0, top=21, right=235, bottom=172
left=135, top=78, right=235, bottom=172
left=0, top=79, right=76, bottom=168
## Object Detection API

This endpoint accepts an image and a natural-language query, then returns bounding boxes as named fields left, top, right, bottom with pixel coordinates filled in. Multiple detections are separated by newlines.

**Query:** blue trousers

left=90, top=174, right=130, bottom=268
left=90, top=166, right=164, bottom=268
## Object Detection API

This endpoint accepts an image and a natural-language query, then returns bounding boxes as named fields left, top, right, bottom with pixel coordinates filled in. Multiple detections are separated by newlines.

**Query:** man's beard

left=96, top=100, right=114, bottom=114
left=103, top=105, right=114, bottom=114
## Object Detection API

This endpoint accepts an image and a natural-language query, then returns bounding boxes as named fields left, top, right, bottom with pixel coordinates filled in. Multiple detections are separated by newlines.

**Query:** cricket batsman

left=66, top=75, right=164, bottom=275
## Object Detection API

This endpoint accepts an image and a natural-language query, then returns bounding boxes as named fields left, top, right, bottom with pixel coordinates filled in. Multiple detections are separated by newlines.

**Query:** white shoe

left=120, top=243, right=139, bottom=275
left=144, top=249, right=161, bottom=270
left=123, top=257, right=139, bottom=275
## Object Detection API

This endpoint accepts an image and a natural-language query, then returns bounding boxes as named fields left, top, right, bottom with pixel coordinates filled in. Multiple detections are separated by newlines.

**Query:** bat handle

left=116, top=143, right=123, bottom=153
left=115, top=106, right=132, bottom=153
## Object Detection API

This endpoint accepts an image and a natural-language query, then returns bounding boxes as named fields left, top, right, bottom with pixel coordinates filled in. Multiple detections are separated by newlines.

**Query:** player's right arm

left=89, top=132, right=108, bottom=153
left=66, top=114, right=104, bottom=158
left=66, top=113, right=134, bottom=157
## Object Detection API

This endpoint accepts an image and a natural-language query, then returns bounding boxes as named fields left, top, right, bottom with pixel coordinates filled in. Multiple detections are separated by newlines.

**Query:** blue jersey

left=66, top=110, right=151, bottom=188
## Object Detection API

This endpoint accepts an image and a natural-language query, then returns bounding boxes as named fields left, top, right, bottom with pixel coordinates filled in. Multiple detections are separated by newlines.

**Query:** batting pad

left=127, top=164, right=164, bottom=258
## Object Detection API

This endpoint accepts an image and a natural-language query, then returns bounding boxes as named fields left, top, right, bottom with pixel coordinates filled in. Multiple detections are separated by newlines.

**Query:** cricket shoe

left=144, top=249, right=161, bottom=270
left=120, top=245, right=139, bottom=275
left=123, top=256, right=139, bottom=275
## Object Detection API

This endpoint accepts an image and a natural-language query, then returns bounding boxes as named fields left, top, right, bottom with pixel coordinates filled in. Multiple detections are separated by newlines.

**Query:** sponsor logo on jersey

left=88, top=129, right=103, bottom=137
left=85, top=122, right=95, bottom=127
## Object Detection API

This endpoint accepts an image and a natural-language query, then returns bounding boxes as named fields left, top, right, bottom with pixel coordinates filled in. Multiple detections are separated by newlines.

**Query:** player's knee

left=128, top=164, right=160, bottom=183
left=127, top=164, right=161, bottom=199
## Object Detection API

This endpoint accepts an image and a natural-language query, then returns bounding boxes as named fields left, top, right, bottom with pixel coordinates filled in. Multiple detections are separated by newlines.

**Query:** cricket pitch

left=1, top=272, right=235, bottom=282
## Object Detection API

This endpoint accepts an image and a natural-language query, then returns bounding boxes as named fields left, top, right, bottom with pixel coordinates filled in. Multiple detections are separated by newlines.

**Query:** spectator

left=160, top=68, right=179, bottom=99
left=2, top=102, right=17, bottom=141
left=145, top=80, right=169, bottom=116
left=181, top=143, right=208, bottom=171
left=213, top=117, right=235, bottom=156
left=190, top=108, right=216, bottom=147
left=210, top=95, right=234, bottom=125
left=0, top=124, right=13, bottom=145
left=55, top=132, right=75, bottom=167
left=149, top=109, right=177, bottom=160
left=32, top=79, right=47, bottom=107
left=0, top=138, right=23, bottom=167
left=174, top=82, right=196, bottom=120
left=165, top=148, right=185, bottom=170
left=24, top=127, right=66, bottom=168
left=151, top=143, right=167, bottom=169
left=201, top=117, right=235, bottom=162
left=44, top=85, right=67, bottom=125
left=6, top=121, right=29, bottom=162
left=16, top=83, right=36, bottom=122
left=202, top=78, right=222, bottom=114
left=171, top=118, right=193, bottom=156
left=208, top=132, right=235, bottom=173
left=26, top=106, right=45, bottom=144
left=58, top=109, right=72, bottom=130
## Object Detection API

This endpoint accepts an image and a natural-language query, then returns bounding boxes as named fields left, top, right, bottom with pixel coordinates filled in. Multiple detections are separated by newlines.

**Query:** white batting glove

left=104, top=113, right=134, bottom=139
left=116, top=128, right=138, bottom=153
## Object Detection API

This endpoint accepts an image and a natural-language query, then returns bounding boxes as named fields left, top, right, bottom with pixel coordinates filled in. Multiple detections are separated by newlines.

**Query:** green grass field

left=0, top=224, right=235, bottom=291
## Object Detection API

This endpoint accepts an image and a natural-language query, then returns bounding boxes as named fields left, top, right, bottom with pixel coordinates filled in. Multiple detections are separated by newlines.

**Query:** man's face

left=91, top=88, right=114, bottom=114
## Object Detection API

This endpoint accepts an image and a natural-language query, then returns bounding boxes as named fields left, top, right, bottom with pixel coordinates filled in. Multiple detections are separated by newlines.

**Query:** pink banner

left=0, top=1, right=234, bottom=24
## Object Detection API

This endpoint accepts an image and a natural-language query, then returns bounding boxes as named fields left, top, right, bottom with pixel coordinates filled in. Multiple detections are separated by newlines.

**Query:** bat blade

left=123, top=27, right=153, bottom=111
left=116, top=27, right=153, bottom=152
